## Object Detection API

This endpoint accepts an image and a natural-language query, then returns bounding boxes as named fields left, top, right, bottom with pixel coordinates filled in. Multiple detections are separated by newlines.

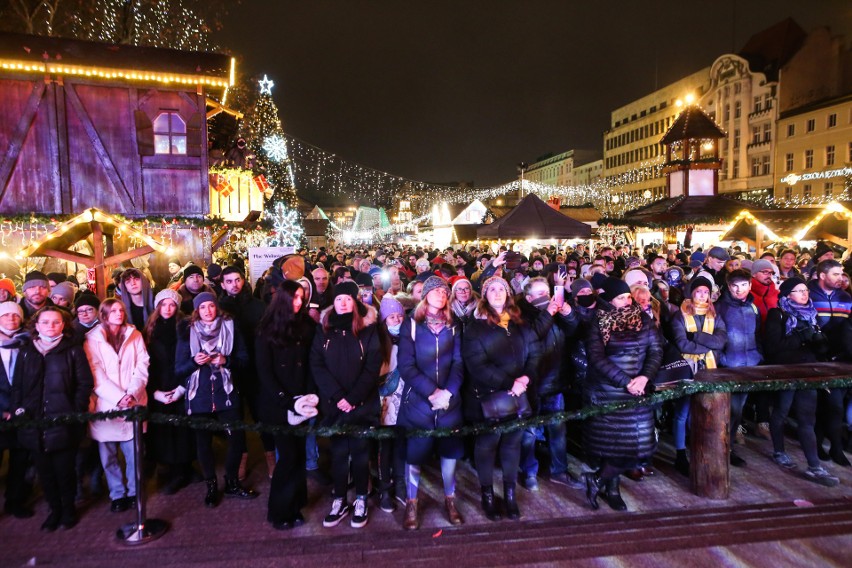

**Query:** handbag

left=480, top=389, right=533, bottom=423
left=655, top=341, right=694, bottom=385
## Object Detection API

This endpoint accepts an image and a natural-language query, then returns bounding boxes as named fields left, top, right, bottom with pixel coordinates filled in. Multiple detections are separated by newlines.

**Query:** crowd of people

left=0, top=238, right=850, bottom=533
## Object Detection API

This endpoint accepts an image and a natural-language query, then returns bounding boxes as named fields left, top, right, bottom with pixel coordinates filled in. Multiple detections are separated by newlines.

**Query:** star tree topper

left=258, top=74, right=274, bottom=95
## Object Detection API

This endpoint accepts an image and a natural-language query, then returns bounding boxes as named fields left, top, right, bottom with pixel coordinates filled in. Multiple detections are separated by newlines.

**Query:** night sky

left=220, top=1, right=852, bottom=188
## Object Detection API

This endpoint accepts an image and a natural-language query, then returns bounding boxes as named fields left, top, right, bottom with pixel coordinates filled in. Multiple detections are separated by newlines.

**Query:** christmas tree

left=242, top=75, right=298, bottom=211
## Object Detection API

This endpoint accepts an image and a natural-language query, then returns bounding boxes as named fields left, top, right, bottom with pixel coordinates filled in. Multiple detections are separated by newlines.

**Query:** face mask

left=0, top=325, right=19, bottom=337
left=38, top=333, right=62, bottom=343
left=576, top=294, right=596, bottom=308
left=530, top=295, right=550, bottom=310
left=387, top=323, right=401, bottom=336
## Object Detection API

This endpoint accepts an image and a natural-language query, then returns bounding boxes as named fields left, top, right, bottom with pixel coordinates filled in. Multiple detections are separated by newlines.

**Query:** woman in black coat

left=175, top=292, right=256, bottom=508
left=256, top=280, right=317, bottom=530
left=13, top=306, right=93, bottom=531
left=764, top=277, right=838, bottom=486
left=310, top=282, right=382, bottom=529
left=583, top=278, right=663, bottom=512
left=397, top=276, right=464, bottom=529
left=143, top=289, right=195, bottom=495
left=463, top=276, right=540, bottom=521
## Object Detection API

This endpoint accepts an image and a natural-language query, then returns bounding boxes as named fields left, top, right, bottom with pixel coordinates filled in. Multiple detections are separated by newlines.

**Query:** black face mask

left=576, top=294, right=596, bottom=308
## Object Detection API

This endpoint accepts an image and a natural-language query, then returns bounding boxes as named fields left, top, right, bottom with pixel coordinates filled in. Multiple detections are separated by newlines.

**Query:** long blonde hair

left=98, top=298, right=128, bottom=352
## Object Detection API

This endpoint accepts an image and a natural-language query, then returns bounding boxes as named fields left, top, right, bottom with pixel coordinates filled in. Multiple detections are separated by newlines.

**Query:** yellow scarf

left=682, top=301, right=717, bottom=369
left=497, top=311, right=511, bottom=330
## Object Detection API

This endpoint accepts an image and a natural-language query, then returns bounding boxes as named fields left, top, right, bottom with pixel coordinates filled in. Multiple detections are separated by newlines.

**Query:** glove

left=294, top=394, right=319, bottom=418
left=287, top=411, right=311, bottom=426
left=685, top=331, right=695, bottom=341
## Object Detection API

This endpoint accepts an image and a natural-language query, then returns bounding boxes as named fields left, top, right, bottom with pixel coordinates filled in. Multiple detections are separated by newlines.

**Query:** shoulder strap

left=411, top=320, right=416, bottom=341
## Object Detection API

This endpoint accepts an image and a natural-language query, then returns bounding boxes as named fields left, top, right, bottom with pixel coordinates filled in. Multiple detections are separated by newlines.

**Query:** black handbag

left=480, top=390, right=533, bottom=423
left=655, top=342, right=694, bottom=385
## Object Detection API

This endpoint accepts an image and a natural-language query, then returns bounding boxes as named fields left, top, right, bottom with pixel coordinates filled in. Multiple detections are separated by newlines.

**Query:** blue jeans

left=520, top=393, right=568, bottom=476
left=99, top=440, right=135, bottom=501
left=305, top=418, right=319, bottom=471
left=673, top=395, right=691, bottom=450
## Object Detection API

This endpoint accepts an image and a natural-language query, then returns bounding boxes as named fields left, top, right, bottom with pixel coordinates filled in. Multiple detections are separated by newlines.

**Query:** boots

left=583, top=472, right=604, bottom=510
left=604, top=477, right=627, bottom=511
left=674, top=449, right=690, bottom=477
left=445, top=495, right=463, bottom=525
left=224, top=476, right=259, bottom=499
left=480, top=485, right=501, bottom=521
left=238, top=452, right=248, bottom=481
left=403, top=499, right=419, bottom=530
left=204, top=478, right=219, bottom=508
left=504, top=482, right=520, bottom=520
left=59, top=495, right=77, bottom=529
left=265, top=451, right=277, bottom=479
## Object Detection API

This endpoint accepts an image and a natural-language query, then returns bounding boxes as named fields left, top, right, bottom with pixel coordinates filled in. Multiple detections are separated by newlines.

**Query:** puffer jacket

left=309, top=305, right=382, bottom=427
left=714, top=292, right=762, bottom=368
left=583, top=308, right=663, bottom=460
left=517, top=298, right=579, bottom=399
left=461, top=308, right=541, bottom=423
left=85, top=323, right=150, bottom=442
left=13, top=337, right=93, bottom=452
left=566, top=303, right=596, bottom=402
left=256, top=317, right=316, bottom=425
left=397, top=318, right=463, bottom=430
left=807, top=280, right=852, bottom=356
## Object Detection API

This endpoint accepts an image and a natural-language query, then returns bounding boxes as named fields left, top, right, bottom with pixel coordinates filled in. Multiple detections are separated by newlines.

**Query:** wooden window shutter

left=186, top=112, right=204, bottom=156
left=134, top=110, right=154, bottom=156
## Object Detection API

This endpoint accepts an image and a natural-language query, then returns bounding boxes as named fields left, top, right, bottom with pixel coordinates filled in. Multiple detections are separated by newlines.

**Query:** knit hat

left=154, top=289, right=181, bottom=309
left=623, top=268, right=651, bottom=289
left=355, top=272, right=373, bottom=288
left=570, top=277, right=593, bottom=297
left=688, top=276, right=713, bottom=297
left=751, top=259, right=774, bottom=275
left=707, top=246, right=730, bottom=261
left=74, top=293, right=101, bottom=310
left=590, top=272, right=608, bottom=291
left=480, top=276, right=512, bottom=298
left=168, top=258, right=182, bottom=267
left=22, top=271, right=49, bottom=292
left=183, top=264, right=204, bottom=280
left=192, top=291, right=218, bottom=311
left=379, top=295, right=404, bottom=321
left=281, top=255, right=305, bottom=281
left=448, top=275, right=470, bottom=293
left=0, top=278, right=16, bottom=299
left=422, top=275, right=450, bottom=299
left=50, top=282, right=75, bottom=305
left=207, top=263, right=222, bottom=279
left=740, top=259, right=754, bottom=272
left=0, top=301, right=23, bottom=319
left=814, top=241, right=834, bottom=261
left=599, top=277, right=631, bottom=302
left=690, top=251, right=706, bottom=264
left=334, top=281, right=360, bottom=302
left=47, top=272, right=66, bottom=284
left=779, top=276, right=807, bottom=298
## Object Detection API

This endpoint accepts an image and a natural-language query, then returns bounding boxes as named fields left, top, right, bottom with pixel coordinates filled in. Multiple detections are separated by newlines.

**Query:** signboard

left=248, top=246, right=295, bottom=285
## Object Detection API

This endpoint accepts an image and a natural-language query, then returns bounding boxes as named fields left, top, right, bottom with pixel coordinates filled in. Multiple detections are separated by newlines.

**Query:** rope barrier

left=5, top=376, right=852, bottom=439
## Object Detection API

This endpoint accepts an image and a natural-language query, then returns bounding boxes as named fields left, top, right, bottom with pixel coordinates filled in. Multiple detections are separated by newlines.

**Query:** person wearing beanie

left=279, top=255, right=306, bottom=282
left=715, top=268, right=762, bottom=468
left=49, top=282, right=75, bottom=308
left=670, top=272, right=727, bottom=477
left=462, top=266, right=538, bottom=522
left=763, top=276, right=839, bottom=485
left=118, top=268, right=154, bottom=332
left=46, top=272, right=67, bottom=287
left=178, top=264, right=213, bottom=316
left=0, top=278, right=16, bottom=303
left=21, top=271, right=53, bottom=322
left=448, top=276, right=477, bottom=329
left=379, top=295, right=405, bottom=324
left=176, top=282, right=257, bottom=507
left=589, top=272, right=608, bottom=294
left=813, top=241, right=834, bottom=264
left=750, top=259, right=779, bottom=328
left=311, top=273, right=381, bottom=529
left=582, top=270, right=662, bottom=513
left=205, top=264, right=223, bottom=296
left=72, top=292, right=101, bottom=338
left=422, top=275, right=451, bottom=301
left=219, top=263, right=275, bottom=479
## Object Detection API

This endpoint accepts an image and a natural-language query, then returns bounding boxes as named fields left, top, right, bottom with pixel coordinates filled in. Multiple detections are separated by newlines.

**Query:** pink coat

left=85, top=324, right=150, bottom=442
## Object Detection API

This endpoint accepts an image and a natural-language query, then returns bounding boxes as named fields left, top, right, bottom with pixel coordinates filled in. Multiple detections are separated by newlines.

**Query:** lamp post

left=517, top=162, right=528, bottom=202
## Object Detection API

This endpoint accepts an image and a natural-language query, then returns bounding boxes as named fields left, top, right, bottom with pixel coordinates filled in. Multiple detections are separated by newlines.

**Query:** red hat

left=447, top=275, right=470, bottom=292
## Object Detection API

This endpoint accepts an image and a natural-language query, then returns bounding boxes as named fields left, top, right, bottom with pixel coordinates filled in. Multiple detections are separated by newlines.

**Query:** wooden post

left=690, top=391, right=730, bottom=499
left=91, top=220, right=107, bottom=300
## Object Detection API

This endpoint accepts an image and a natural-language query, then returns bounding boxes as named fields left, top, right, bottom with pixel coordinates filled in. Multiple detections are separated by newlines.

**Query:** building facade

left=574, top=159, right=603, bottom=187
left=526, top=150, right=575, bottom=187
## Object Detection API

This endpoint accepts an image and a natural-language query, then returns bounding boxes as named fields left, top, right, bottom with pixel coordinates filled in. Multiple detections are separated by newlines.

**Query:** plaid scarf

left=779, top=296, right=818, bottom=335
left=598, top=304, right=643, bottom=345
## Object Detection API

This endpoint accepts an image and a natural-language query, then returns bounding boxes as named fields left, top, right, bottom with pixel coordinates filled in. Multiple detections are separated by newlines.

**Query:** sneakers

left=379, top=491, right=396, bottom=513
left=772, top=452, right=797, bottom=470
left=520, top=474, right=539, bottom=492
left=735, top=425, right=746, bottom=445
left=323, top=497, right=349, bottom=528
left=550, top=472, right=585, bottom=489
left=804, top=466, right=840, bottom=487
left=350, top=496, right=368, bottom=528
left=755, top=422, right=771, bottom=440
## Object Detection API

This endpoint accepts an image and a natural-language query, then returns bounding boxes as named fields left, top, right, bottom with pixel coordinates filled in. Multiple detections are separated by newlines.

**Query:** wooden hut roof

left=452, top=224, right=482, bottom=243
left=660, top=106, right=726, bottom=145
left=602, top=195, right=761, bottom=228
left=478, top=194, right=591, bottom=240
left=0, top=32, right=232, bottom=86
left=720, top=208, right=816, bottom=242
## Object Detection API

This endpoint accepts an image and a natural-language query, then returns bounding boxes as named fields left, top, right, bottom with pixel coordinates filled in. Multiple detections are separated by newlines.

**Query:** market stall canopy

left=477, top=193, right=591, bottom=239
left=601, top=195, right=762, bottom=229
left=794, top=201, right=852, bottom=245
left=660, top=106, right=726, bottom=145
left=720, top=208, right=815, bottom=243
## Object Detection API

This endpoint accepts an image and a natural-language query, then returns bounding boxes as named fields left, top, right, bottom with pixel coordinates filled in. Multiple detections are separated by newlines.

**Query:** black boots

left=674, top=449, right=690, bottom=477
left=224, top=476, right=259, bottom=500
left=480, top=485, right=501, bottom=521
left=583, top=472, right=603, bottom=510
left=604, top=477, right=627, bottom=511
left=504, top=482, right=520, bottom=520
left=204, top=478, right=219, bottom=508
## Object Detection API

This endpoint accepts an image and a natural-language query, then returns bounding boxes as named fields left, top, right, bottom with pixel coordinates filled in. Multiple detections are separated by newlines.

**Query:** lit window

left=761, top=155, right=770, bottom=175
left=824, top=182, right=834, bottom=197
left=734, top=101, right=741, bottom=118
left=803, top=184, right=812, bottom=198
left=153, top=111, right=187, bottom=155
left=784, top=186, right=792, bottom=200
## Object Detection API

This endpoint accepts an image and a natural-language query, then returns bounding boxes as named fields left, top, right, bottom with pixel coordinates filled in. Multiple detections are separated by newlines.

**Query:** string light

left=266, top=203, right=304, bottom=247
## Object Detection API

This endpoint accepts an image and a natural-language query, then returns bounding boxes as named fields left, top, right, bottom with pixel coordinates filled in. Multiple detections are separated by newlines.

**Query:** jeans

left=770, top=389, right=818, bottom=468
left=98, top=440, right=135, bottom=501
left=475, top=430, right=523, bottom=486
left=305, top=425, right=319, bottom=471
left=673, top=395, right=691, bottom=450
left=520, top=393, right=568, bottom=476
left=730, top=392, right=748, bottom=446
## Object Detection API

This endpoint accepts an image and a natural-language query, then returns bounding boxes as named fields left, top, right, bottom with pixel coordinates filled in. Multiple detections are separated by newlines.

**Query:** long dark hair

left=257, top=280, right=310, bottom=346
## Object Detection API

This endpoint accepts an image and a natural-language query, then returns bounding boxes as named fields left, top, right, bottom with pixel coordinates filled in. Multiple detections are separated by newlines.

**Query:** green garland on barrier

left=3, top=377, right=852, bottom=438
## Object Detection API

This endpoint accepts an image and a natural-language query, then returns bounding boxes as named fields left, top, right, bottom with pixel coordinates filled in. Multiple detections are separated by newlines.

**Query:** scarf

left=425, top=311, right=448, bottom=334
left=779, top=296, right=818, bottom=335
left=328, top=311, right=354, bottom=330
left=496, top=311, right=511, bottom=330
left=187, top=317, right=234, bottom=413
left=451, top=298, right=476, bottom=319
left=681, top=300, right=717, bottom=369
left=34, top=335, right=63, bottom=355
left=598, top=304, right=643, bottom=344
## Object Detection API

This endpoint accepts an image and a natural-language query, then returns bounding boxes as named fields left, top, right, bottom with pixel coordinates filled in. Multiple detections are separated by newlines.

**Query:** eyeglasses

left=790, top=288, right=809, bottom=294
left=758, top=270, right=775, bottom=275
